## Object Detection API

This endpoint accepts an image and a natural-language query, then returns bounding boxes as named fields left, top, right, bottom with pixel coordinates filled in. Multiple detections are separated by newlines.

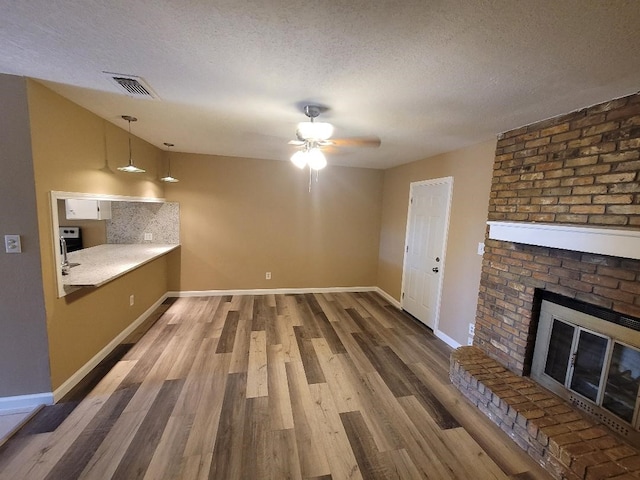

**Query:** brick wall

left=475, top=93, right=640, bottom=375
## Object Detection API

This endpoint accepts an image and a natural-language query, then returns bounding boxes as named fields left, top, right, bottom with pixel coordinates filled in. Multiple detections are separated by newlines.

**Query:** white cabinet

left=65, top=199, right=112, bottom=220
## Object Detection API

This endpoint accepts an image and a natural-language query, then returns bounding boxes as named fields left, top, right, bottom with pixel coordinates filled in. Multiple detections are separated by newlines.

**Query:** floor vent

left=103, top=72, right=158, bottom=99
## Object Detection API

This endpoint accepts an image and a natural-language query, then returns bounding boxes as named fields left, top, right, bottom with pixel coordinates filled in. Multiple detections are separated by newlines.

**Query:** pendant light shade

left=160, top=142, right=179, bottom=182
left=117, top=115, right=146, bottom=173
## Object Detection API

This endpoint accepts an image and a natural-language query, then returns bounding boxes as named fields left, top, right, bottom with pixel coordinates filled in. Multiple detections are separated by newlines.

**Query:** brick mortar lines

left=451, top=346, right=640, bottom=480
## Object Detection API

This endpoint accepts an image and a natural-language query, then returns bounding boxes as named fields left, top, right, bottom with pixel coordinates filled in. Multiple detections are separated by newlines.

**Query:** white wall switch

left=144, top=233, right=153, bottom=241
left=467, top=336, right=474, bottom=346
left=265, top=272, right=271, bottom=280
left=4, top=235, right=22, bottom=253
left=477, top=242, right=485, bottom=255
left=468, top=323, right=475, bottom=335
left=129, top=294, right=135, bottom=306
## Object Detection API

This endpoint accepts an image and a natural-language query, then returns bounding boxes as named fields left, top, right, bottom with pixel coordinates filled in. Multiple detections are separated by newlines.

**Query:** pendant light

left=160, top=142, right=179, bottom=183
left=117, top=115, right=146, bottom=173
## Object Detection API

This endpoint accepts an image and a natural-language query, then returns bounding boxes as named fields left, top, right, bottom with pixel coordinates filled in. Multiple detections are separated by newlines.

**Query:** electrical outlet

left=265, top=272, right=271, bottom=280
left=144, top=232, right=153, bottom=241
left=4, top=235, right=22, bottom=253
left=467, top=336, right=474, bottom=346
left=477, top=242, right=485, bottom=255
left=468, top=323, right=475, bottom=335
left=129, top=294, right=135, bottom=306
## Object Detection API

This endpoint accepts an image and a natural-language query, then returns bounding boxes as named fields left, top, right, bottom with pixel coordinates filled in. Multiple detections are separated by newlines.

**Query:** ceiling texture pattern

left=1, top=0, right=640, bottom=169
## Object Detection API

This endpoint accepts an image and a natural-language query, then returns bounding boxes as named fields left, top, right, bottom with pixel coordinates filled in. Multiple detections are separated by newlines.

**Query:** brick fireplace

left=450, top=92, right=640, bottom=479
left=477, top=92, right=640, bottom=374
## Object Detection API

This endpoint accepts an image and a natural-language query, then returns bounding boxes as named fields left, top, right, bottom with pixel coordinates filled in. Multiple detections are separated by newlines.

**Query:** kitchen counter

left=62, top=244, right=179, bottom=288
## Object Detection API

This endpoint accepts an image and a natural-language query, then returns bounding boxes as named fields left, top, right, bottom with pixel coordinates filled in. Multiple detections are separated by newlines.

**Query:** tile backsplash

left=106, top=202, right=179, bottom=245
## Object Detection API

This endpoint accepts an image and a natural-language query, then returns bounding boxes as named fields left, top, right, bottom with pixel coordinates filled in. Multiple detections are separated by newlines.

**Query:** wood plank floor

left=0, top=292, right=550, bottom=479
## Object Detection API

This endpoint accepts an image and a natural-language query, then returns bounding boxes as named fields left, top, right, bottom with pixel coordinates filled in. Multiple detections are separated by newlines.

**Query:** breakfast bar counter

left=62, top=244, right=179, bottom=288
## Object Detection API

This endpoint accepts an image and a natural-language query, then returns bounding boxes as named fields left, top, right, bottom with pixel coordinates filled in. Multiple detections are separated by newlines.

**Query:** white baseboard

left=169, top=286, right=404, bottom=311
left=0, top=393, right=54, bottom=415
left=435, top=329, right=462, bottom=349
left=374, top=287, right=402, bottom=309
left=52, top=292, right=168, bottom=402
left=168, top=286, right=378, bottom=297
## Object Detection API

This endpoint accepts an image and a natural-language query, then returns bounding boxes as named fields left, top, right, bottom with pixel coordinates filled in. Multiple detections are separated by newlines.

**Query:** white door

left=402, top=179, right=452, bottom=330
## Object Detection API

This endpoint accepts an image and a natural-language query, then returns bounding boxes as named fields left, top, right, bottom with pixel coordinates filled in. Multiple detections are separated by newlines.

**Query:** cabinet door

left=65, top=199, right=111, bottom=220
left=97, top=201, right=111, bottom=219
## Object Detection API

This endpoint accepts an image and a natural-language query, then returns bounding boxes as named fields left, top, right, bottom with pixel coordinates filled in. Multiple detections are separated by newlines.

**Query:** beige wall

left=26, top=80, right=169, bottom=390
left=165, top=153, right=383, bottom=291
left=377, top=140, right=495, bottom=345
left=0, top=75, right=51, bottom=397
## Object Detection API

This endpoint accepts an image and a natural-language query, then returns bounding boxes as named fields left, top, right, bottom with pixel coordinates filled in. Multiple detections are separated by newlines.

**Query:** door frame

left=400, top=176, right=453, bottom=334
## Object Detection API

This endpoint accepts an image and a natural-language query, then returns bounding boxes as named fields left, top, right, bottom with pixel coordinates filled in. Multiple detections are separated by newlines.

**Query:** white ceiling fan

left=289, top=105, right=381, bottom=171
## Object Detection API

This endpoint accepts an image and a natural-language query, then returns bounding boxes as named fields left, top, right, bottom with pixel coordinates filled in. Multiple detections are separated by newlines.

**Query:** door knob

left=432, top=267, right=439, bottom=273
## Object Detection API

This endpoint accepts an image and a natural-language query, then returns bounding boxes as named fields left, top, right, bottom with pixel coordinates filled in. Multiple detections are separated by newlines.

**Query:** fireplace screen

left=532, top=294, right=640, bottom=440
left=603, top=343, right=640, bottom=423
left=569, top=329, right=608, bottom=402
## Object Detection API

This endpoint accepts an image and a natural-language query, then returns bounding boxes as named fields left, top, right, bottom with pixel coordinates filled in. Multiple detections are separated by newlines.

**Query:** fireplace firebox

left=531, top=291, right=640, bottom=444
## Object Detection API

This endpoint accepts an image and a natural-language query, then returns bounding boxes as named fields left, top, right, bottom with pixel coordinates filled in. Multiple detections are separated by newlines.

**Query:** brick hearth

left=451, top=347, right=640, bottom=480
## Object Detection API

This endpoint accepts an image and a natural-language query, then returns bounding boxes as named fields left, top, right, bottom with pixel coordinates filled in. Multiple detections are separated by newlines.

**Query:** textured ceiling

left=1, top=0, right=640, bottom=169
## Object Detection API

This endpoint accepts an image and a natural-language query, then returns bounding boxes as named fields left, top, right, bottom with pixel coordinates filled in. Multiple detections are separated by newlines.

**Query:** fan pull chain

left=307, top=167, right=321, bottom=192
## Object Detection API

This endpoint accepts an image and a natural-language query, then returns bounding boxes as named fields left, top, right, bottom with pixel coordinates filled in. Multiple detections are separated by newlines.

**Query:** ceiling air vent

left=103, top=72, right=158, bottom=99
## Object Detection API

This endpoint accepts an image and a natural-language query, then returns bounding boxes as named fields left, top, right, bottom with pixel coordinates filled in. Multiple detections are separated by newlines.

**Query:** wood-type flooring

left=0, top=292, right=550, bottom=479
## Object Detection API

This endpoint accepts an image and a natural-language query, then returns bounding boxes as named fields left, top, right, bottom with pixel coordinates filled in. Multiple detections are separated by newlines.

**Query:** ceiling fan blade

left=330, top=136, right=381, bottom=148
left=288, top=140, right=305, bottom=146
left=320, top=145, right=340, bottom=154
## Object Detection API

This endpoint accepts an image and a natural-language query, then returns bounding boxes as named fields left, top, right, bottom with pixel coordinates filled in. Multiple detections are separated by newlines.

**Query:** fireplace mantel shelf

left=487, top=221, right=640, bottom=260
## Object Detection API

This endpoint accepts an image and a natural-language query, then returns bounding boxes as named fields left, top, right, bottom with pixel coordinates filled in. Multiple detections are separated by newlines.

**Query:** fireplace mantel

left=487, top=221, right=640, bottom=260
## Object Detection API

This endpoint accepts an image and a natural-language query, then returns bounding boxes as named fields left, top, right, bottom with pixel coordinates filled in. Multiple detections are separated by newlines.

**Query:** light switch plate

left=477, top=242, right=485, bottom=255
left=144, top=233, right=153, bottom=241
left=5, top=234, right=22, bottom=253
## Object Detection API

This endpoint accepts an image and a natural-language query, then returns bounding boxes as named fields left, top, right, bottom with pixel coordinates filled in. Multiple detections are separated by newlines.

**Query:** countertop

left=62, top=243, right=179, bottom=288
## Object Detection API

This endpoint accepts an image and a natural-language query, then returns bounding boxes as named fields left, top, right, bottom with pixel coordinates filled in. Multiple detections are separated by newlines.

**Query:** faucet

left=60, top=236, right=70, bottom=275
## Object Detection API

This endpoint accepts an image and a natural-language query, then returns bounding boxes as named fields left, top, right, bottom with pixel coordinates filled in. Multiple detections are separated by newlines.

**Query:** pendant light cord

left=127, top=119, right=133, bottom=165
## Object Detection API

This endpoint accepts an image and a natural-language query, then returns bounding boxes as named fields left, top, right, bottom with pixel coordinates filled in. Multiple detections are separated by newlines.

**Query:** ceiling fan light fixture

left=291, top=150, right=308, bottom=169
left=290, top=148, right=327, bottom=170
left=117, top=115, right=146, bottom=173
left=296, top=121, right=334, bottom=141
left=307, top=149, right=327, bottom=170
